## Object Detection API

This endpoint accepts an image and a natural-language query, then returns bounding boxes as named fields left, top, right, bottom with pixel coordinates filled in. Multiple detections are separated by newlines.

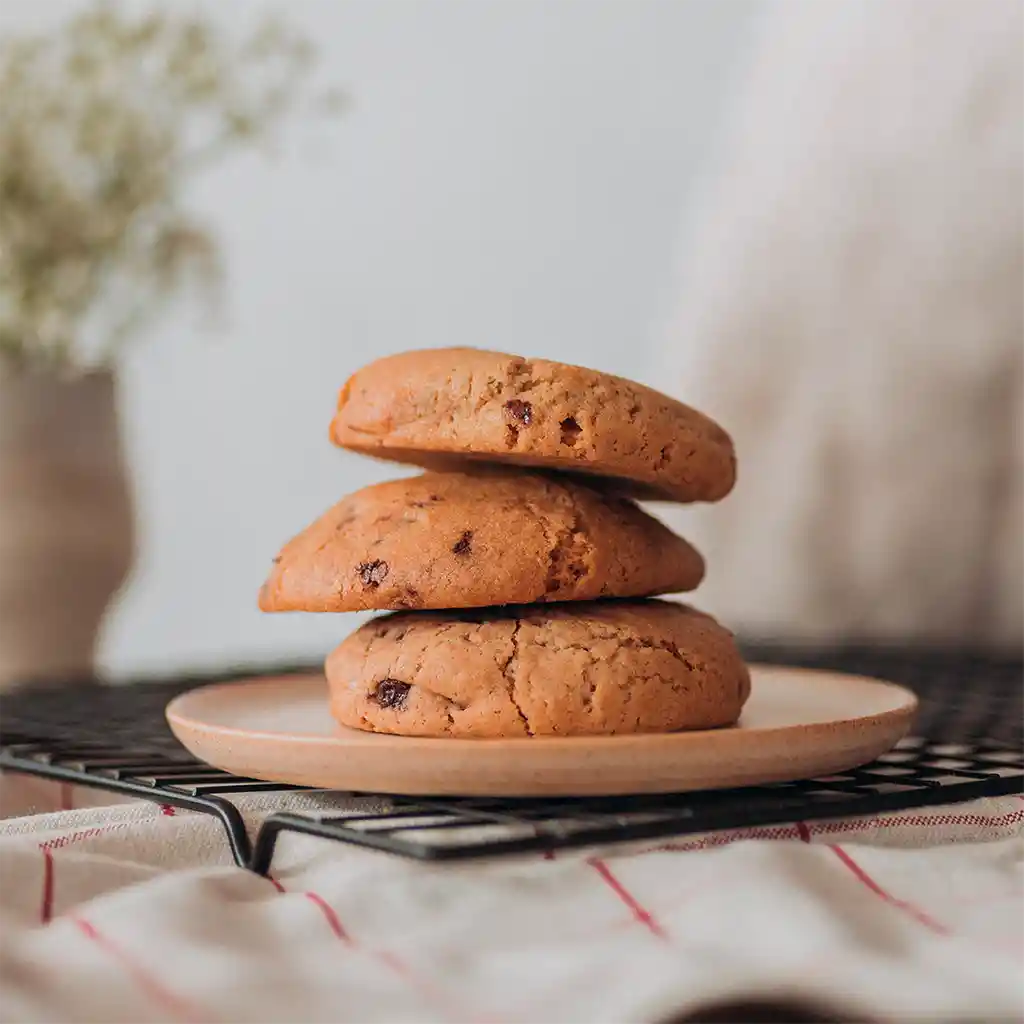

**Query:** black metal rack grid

left=1, top=645, right=1020, bottom=874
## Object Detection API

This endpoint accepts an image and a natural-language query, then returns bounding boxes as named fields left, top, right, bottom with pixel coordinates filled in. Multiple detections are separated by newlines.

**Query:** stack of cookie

left=259, top=348, right=750, bottom=739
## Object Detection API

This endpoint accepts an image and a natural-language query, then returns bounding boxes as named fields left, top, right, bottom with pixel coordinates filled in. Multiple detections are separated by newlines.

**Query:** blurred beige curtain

left=661, top=0, right=1022, bottom=648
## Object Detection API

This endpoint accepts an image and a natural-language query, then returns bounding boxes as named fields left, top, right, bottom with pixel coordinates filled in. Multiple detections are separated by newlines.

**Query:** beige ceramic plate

left=165, top=666, right=917, bottom=797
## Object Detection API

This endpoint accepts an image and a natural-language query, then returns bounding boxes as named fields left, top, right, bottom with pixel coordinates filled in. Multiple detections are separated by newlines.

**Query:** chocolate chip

left=395, top=587, right=422, bottom=609
left=371, top=678, right=411, bottom=709
left=357, top=560, right=389, bottom=588
left=452, top=530, right=473, bottom=555
left=504, top=399, right=532, bottom=425
left=271, top=556, right=281, bottom=564
left=559, top=416, right=581, bottom=446
left=411, top=494, right=443, bottom=508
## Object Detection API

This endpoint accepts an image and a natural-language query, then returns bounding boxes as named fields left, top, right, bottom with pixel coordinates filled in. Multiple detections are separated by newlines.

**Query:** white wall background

left=0, top=0, right=763, bottom=677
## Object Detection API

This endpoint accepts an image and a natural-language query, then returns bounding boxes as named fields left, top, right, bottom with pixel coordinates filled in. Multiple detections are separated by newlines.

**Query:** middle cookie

left=259, top=470, right=704, bottom=612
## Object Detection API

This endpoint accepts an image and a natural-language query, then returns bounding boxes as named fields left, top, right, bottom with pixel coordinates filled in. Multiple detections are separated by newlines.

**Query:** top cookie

left=329, top=348, right=736, bottom=503
left=259, top=469, right=704, bottom=613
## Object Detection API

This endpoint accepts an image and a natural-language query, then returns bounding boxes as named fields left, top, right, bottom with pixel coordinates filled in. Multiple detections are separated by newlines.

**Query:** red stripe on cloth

left=372, top=948, right=483, bottom=1020
left=629, top=807, right=1024, bottom=859
left=40, top=821, right=135, bottom=851
left=70, top=915, right=210, bottom=1022
left=589, top=857, right=668, bottom=941
left=271, top=877, right=484, bottom=1023
left=829, top=844, right=949, bottom=935
left=304, top=891, right=351, bottom=943
left=795, top=821, right=813, bottom=843
left=836, top=809, right=1024, bottom=831
left=39, top=826, right=138, bottom=925
left=39, top=847, right=54, bottom=923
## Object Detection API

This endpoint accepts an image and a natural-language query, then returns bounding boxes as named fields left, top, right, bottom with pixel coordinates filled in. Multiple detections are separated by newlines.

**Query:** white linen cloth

left=0, top=776, right=1021, bottom=1023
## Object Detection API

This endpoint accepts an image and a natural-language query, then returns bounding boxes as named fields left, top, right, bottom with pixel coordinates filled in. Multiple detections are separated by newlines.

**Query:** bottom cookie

left=326, top=600, right=750, bottom=738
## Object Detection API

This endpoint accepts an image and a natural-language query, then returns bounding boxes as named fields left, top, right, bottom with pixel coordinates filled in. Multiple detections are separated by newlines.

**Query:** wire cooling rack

left=1, top=646, right=1020, bottom=874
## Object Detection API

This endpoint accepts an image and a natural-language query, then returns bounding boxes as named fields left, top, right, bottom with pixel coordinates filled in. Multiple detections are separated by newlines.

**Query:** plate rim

left=165, top=663, right=919, bottom=750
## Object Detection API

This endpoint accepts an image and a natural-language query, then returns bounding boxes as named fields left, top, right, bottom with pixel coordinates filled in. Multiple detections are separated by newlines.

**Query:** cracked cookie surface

left=259, top=470, right=704, bottom=612
left=329, top=348, right=736, bottom=504
left=326, top=599, right=750, bottom=737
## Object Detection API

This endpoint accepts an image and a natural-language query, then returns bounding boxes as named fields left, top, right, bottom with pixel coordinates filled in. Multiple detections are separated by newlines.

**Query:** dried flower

left=0, top=3, right=340, bottom=374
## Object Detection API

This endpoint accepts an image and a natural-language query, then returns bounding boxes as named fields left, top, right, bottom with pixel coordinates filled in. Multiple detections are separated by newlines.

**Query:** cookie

left=326, top=600, right=750, bottom=737
left=329, top=348, right=736, bottom=503
left=259, top=470, right=704, bottom=612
